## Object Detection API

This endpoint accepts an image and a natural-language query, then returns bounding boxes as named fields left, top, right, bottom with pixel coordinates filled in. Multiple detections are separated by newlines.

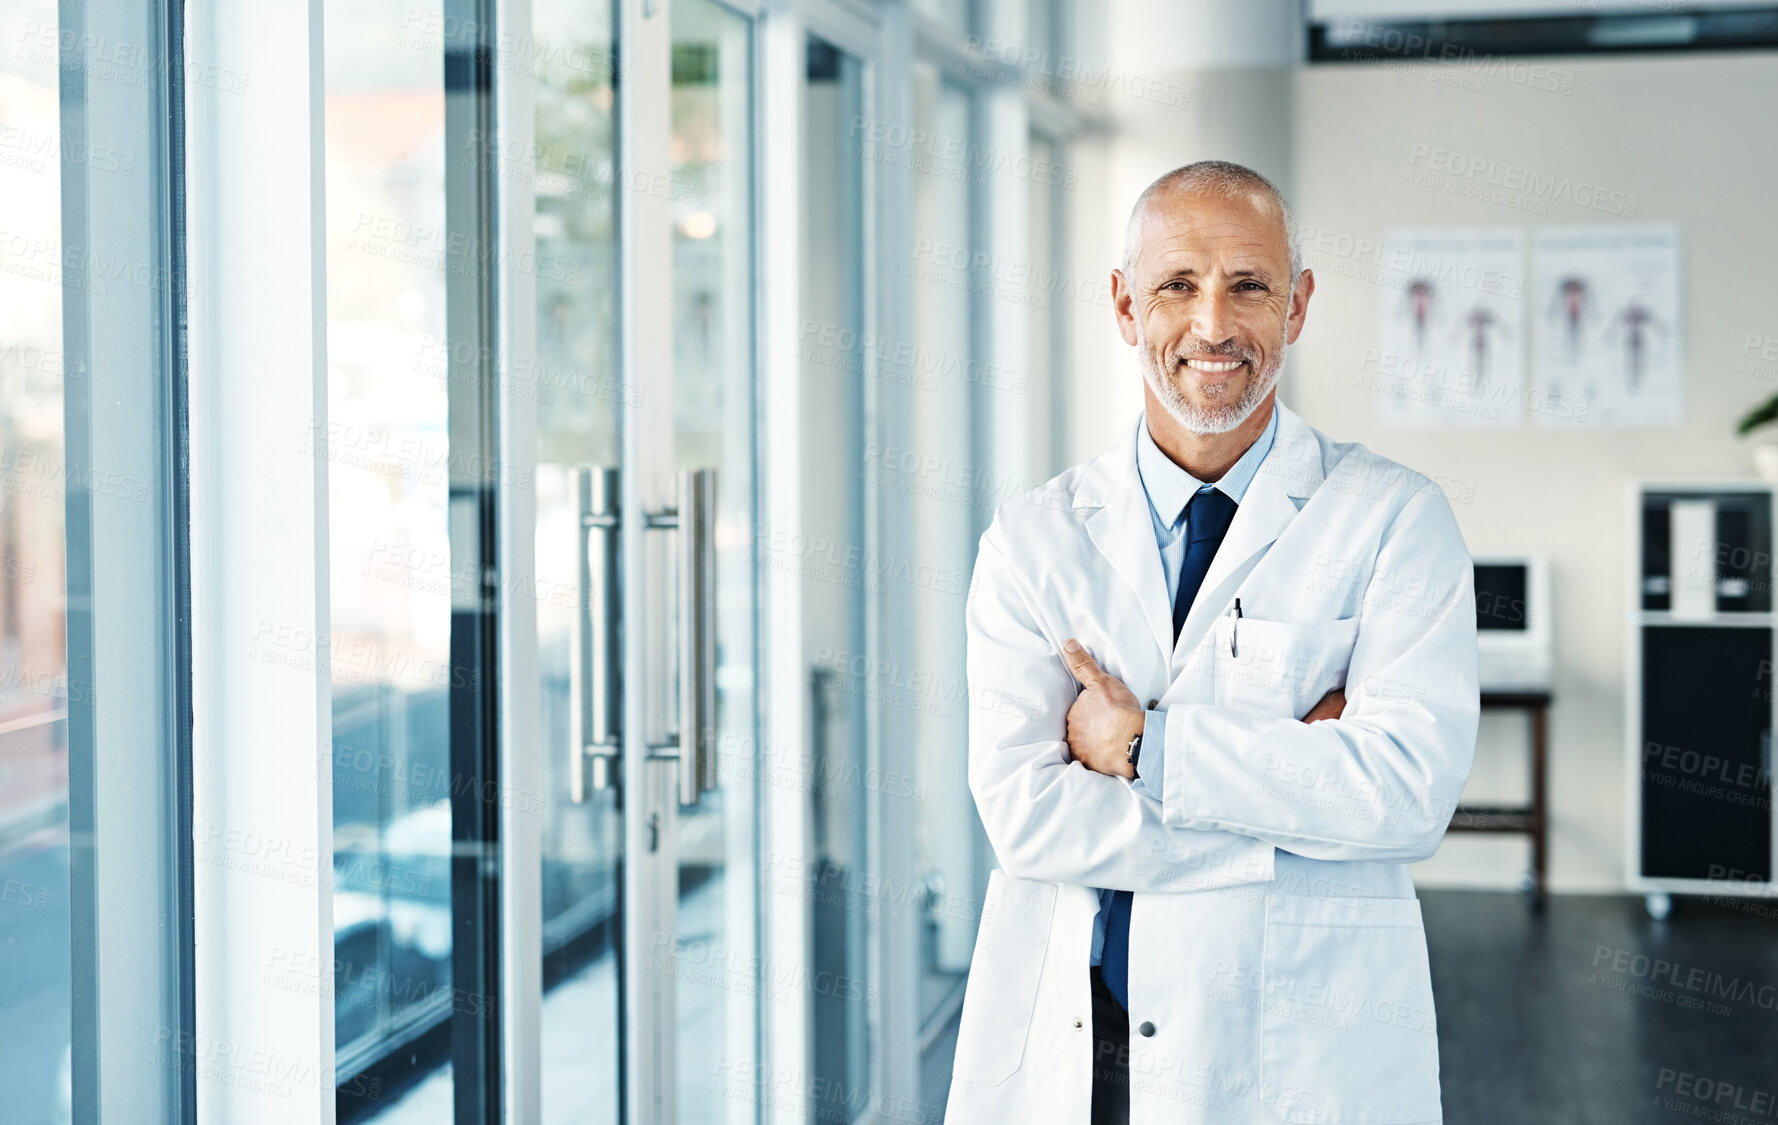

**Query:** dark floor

left=1426, top=890, right=1778, bottom=1124
left=922, top=890, right=1778, bottom=1123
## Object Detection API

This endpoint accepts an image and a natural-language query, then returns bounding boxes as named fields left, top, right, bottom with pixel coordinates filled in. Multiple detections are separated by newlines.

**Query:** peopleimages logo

left=1654, top=1069, right=1778, bottom=1117
left=962, top=37, right=1191, bottom=108
left=1591, top=945, right=1778, bottom=1010
left=1406, top=144, right=1640, bottom=216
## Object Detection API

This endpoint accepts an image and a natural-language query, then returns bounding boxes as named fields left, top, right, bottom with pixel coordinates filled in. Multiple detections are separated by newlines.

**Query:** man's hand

left=1303, top=690, right=1346, bottom=724
left=1063, top=634, right=1348, bottom=777
left=1061, top=639, right=1144, bottom=779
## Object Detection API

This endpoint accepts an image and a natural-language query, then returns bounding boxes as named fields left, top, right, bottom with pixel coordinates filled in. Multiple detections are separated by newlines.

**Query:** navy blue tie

left=1101, top=486, right=1238, bottom=1012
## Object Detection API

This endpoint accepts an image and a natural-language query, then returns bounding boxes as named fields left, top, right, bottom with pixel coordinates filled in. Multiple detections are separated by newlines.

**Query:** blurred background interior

left=3, top=0, right=1778, bottom=1122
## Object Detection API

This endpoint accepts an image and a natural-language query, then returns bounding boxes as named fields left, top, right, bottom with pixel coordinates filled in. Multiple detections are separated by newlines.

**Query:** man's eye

left=1163, top=281, right=1187, bottom=292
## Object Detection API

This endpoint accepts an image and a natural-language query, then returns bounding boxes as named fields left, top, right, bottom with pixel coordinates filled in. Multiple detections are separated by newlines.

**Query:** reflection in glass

left=670, top=2, right=758, bottom=1121
left=323, top=0, right=457, bottom=1115
left=0, top=2, right=72, bottom=1120
left=530, top=1, right=623, bottom=1122
left=908, top=65, right=981, bottom=1030
left=1026, top=0, right=1059, bottom=64
left=801, top=32, right=872, bottom=1111
left=913, top=0, right=974, bottom=39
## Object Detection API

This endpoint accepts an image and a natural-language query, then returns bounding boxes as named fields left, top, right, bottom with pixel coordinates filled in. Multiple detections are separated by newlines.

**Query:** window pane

left=912, top=0, right=972, bottom=39
left=800, top=32, right=871, bottom=1110
left=0, top=2, right=72, bottom=1120
left=7, top=0, right=189, bottom=1119
left=1026, top=0, right=1058, bottom=62
left=528, top=0, right=623, bottom=1121
left=669, top=2, right=758, bottom=1121
left=909, top=67, right=980, bottom=1031
left=323, top=0, right=458, bottom=1115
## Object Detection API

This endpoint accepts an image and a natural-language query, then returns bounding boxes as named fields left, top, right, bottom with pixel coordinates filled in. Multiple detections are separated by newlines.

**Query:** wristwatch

left=1125, top=728, right=1143, bottom=772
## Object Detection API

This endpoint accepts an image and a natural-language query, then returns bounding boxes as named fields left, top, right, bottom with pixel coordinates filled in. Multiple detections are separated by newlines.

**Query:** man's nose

left=1187, top=288, right=1235, bottom=348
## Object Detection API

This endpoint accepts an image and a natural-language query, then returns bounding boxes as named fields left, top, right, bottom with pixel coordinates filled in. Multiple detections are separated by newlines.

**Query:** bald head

left=1110, top=159, right=1316, bottom=440
left=1121, top=161, right=1302, bottom=282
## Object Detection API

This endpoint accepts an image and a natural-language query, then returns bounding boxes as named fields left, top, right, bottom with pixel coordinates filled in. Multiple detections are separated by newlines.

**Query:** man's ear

left=1284, top=268, right=1315, bottom=346
left=1111, top=268, right=1139, bottom=346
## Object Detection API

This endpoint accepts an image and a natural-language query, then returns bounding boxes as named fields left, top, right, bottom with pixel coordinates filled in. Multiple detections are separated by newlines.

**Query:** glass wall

left=322, top=0, right=475, bottom=1116
left=800, top=31, right=873, bottom=1113
left=528, top=0, right=622, bottom=1119
left=900, top=29, right=1080, bottom=1103
left=668, top=2, right=760, bottom=1121
left=908, top=64, right=981, bottom=1029
left=913, top=0, right=974, bottom=39
left=2, top=0, right=192, bottom=1120
left=0, top=3, right=73, bottom=1119
left=0, top=1, right=1089, bottom=1118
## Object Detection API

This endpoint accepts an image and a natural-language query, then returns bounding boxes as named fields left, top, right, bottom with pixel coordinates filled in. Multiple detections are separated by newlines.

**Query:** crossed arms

left=1058, top=638, right=1345, bottom=781
left=966, top=483, right=1479, bottom=893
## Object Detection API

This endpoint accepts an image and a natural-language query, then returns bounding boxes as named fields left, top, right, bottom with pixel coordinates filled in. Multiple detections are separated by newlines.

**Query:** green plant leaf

left=1738, top=393, right=1778, bottom=436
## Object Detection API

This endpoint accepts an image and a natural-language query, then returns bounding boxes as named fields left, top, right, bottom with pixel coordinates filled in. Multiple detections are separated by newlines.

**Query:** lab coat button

left=1137, top=1021, right=1156, bottom=1037
left=1146, top=698, right=1158, bottom=709
left=1073, top=1018, right=1084, bottom=1030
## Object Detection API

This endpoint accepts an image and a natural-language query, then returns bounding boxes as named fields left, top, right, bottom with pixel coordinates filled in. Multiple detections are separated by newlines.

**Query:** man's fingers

left=1061, top=638, right=1102, bottom=684
left=1301, top=689, right=1347, bottom=724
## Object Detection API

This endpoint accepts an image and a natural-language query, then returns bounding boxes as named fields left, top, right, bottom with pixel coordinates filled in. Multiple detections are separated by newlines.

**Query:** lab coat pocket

left=1259, top=894, right=1441, bottom=1124
left=950, top=869, right=1056, bottom=1087
left=1212, top=615, right=1360, bottom=721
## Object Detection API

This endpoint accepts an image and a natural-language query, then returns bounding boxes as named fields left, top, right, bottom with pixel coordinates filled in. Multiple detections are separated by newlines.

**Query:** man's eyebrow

left=1151, top=264, right=1277, bottom=283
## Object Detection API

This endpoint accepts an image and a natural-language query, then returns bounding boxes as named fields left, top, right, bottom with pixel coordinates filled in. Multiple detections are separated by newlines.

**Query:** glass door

left=525, top=0, right=624, bottom=1121
left=798, top=32, right=872, bottom=1114
left=509, top=0, right=762, bottom=1122
left=322, top=0, right=505, bottom=1118
left=664, top=2, right=759, bottom=1122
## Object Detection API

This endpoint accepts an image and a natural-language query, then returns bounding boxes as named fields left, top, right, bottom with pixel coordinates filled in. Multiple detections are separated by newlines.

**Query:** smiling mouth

left=1182, top=358, right=1247, bottom=373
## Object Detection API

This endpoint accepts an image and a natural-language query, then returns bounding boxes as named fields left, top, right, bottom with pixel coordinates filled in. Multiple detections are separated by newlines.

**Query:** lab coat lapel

left=1173, top=403, right=1326, bottom=663
left=1079, top=416, right=1175, bottom=664
left=1077, top=405, right=1328, bottom=669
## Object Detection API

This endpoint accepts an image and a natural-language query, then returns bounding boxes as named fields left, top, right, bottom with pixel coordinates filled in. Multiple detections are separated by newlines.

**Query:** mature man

left=944, top=162, right=1478, bottom=1125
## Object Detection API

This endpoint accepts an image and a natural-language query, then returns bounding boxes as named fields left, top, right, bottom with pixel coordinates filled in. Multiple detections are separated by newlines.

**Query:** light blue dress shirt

left=1088, top=402, right=1279, bottom=966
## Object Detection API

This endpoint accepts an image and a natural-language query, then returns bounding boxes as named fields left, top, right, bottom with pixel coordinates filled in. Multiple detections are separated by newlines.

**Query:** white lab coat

left=946, top=403, right=1478, bottom=1125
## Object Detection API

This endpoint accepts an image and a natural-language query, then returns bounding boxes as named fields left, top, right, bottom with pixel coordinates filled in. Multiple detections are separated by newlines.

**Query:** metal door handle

left=571, top=466, right=622, bottom=801
left=674, top=469, right=718, bottom=806
left=644, top=469, right=718, bottom=805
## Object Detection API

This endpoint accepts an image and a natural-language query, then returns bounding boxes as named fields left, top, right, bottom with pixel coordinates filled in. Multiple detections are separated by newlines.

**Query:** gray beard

left=1140, top=324, right=1287, bottom=436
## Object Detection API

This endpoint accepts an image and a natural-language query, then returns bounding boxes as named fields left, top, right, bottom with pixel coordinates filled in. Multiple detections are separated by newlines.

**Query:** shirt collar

left=1135, top=402, right=1279, bottom=528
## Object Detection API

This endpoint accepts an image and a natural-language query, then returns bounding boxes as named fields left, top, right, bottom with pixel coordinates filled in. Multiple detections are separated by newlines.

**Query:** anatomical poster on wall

left=1530, top=224, right=1683, bottom=427
left=1373, top=228, right=1527, bottom=427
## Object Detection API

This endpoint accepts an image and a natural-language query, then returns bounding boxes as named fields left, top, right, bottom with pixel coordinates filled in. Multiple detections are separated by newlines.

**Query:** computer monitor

left=1472, top=555, right=1551, bottom=693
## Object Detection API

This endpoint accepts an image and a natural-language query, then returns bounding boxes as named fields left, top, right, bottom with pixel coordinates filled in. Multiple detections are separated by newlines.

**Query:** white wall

left=1086, top=48, right=1778, bottom=891
left=1293, top=52, right=1778, bottom=891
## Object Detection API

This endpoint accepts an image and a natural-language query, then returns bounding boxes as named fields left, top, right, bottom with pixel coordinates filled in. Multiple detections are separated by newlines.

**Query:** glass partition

left=0, top=3, right=75, bottom=1119
left=527, top=0, right=623, bottom=1120
left=908, top=63, right=980, bottom=1029
left=669, top=2, right=760, bottom=1121
left=323, top=0, right=499, bottom=1116
left=3, top=0, right=192, bottom=1119
left=800, top=31, right=872, bottom=1113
